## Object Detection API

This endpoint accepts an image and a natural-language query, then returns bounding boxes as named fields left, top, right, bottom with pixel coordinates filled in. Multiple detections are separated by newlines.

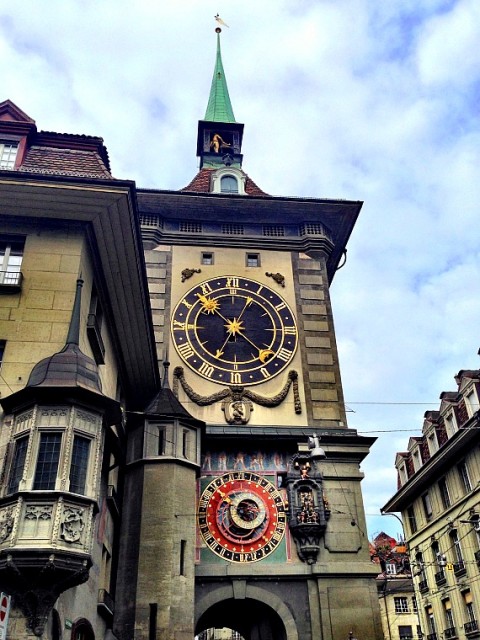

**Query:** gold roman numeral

left=178, top=342, right=194, bottom=359
left=199, top=362, right=214, bottom=378
left=277, top=348, right=293, bottom=362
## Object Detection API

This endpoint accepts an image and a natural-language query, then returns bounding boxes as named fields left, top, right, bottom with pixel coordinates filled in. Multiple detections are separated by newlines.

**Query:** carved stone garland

left=173, top=366, right=301, bottom=423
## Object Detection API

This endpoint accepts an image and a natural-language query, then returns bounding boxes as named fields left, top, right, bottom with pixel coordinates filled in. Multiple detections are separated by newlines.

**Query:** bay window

left=6, top=407, right=100, bottom=498
left=7, top=435, right=29, bottom=493
left=33, top=433, right=62, bottom=490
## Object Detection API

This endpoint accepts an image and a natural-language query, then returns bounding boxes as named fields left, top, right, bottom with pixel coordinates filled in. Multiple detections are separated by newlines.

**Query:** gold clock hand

left=198, top=293, right=273, bottom=362
left=236, top=296, right=253, bottom=322
left=231, top=328, right=274, bottom=363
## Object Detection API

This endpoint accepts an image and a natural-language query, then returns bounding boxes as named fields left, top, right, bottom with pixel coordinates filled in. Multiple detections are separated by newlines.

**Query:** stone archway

left=196, top=585, right=298, bottom=640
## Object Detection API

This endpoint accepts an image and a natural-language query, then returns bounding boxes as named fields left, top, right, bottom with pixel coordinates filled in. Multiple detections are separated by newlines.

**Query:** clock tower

left=117, top=28, right=383, bottom=640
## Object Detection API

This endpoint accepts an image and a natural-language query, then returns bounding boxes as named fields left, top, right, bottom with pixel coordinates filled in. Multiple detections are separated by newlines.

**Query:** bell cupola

left=196, top=28, right=244, bottom=170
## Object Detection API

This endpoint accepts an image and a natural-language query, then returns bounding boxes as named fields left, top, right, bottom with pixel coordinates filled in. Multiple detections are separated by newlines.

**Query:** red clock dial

left=198, top=471, right=287, bottom=563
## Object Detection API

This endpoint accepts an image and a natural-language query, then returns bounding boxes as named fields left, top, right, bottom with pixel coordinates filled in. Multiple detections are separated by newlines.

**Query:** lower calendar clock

left=197, top=471, right=287, bottom=562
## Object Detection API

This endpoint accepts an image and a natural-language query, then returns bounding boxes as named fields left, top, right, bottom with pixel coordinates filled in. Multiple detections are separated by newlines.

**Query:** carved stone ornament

left=25, top=505, right=53, bottom=521
left=265, top=272, right=286, bottom=287
left=60, top=506, right=85, bottom=543
left=285, top=448, right=330, bottom=565
left=0, top=507, right=14, bottom=543
left=173, top=367, right=301, bottom=423
left=2, top=552, right=91, bottom=636
left=222, top=397, right=253, bottom=425
left=181, top=267, right=201, bottom=282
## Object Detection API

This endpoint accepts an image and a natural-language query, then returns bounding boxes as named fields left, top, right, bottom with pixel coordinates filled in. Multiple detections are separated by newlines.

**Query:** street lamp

left=380, top=510, right=406, bottom=541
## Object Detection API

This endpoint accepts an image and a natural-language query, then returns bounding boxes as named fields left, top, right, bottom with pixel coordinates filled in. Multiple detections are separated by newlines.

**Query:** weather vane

left=215, top=13, right=229, bottom=28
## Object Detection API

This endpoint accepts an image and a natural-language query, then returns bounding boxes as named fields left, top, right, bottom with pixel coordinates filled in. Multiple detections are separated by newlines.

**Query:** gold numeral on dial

left=199, top=362, right=214, bottom=378
left=173, top=320, right=196, bottom=331
left=230, top=372, right=242, bottom=384
left=200, top=282, right=213, bottom=295
left=177, top=342, right=194, bottom=359
left=277, top=348, right=293, bottom=362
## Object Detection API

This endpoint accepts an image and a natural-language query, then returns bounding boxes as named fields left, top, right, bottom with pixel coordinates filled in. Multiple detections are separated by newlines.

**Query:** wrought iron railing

left=464, top=620, right=478, bottom=635
left=435, top=570, right=446, bottom=585
left=0, top=270, right=22, bottom=288
left=419, top=579, right=429, bottom=592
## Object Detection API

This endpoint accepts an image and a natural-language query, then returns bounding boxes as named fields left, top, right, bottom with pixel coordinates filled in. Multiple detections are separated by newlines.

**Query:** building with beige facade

left=383, top=368, right=480, bottom=640
left=371, top=533, right=420, bottom=640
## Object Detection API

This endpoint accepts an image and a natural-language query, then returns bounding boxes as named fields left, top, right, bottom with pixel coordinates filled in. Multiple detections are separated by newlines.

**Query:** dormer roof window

left=211, top=167, right=246, bottom=195
left=220, top=175, right=238, bottom=193
left=465, top=387, right=478, bottom=418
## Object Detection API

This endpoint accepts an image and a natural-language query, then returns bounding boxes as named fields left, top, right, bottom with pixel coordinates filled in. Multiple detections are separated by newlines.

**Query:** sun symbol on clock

left=197, top=294, right=220, bottom=314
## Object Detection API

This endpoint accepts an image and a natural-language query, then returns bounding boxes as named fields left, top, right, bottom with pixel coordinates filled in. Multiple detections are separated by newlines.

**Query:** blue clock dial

left=171, top=276, right=298, bottom=386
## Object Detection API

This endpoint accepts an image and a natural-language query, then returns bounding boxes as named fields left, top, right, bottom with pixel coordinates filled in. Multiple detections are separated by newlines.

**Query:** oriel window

left=8, top=435, right=29, bottom=493
left=69, top=435, right=91, bottom=494
left=33, top=433, right=62, bottom=490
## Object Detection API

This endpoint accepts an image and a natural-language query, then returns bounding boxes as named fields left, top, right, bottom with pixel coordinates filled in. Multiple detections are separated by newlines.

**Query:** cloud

left=1, top=0, right=479, bottom=539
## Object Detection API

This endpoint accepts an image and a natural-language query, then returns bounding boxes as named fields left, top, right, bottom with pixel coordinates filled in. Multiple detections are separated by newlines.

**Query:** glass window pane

left=8, top=436, right=29, bottom=493
left=33, top=433, right=62, bottom=490
left=69, top=435, right=90, bottom=494
left=220, top=176, right=238, bottom=193
left=0, top=143, right=18, bottom=169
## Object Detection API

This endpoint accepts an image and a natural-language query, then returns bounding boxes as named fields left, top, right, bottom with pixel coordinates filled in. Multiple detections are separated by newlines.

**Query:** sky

left=1, top=0, right=480, bottom=541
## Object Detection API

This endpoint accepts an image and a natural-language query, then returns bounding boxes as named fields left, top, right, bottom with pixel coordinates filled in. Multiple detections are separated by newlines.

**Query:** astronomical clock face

left=171, top=276, right=298, bottom=386
left=198, top=472, right=287, bottom=562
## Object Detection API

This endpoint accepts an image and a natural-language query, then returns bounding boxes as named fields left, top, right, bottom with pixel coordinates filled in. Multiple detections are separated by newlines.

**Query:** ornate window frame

left=5, top=406, right=102, bottom=498
left=211, top=167, right=246, bottom=195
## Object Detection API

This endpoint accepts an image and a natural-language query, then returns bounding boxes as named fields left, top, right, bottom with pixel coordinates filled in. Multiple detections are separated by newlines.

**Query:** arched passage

left=196, top=585, right=298, bottom=640
left=70, top=618, right=95, bottom=640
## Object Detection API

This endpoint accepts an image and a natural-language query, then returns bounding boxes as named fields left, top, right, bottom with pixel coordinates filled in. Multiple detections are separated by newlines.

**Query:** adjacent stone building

left=372, top=533, right=419, bottom=640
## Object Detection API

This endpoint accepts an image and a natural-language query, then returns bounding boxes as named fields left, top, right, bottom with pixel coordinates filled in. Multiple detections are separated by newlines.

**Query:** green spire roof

left=204, top=31, right=236, bottom=123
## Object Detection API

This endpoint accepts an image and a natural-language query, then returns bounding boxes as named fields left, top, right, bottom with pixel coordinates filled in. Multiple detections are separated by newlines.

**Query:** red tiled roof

left=182, top=168, right=211, bottom=192
left=19, top=146, right=112, bottom=179
left=181, top=168, right=268, bottom=196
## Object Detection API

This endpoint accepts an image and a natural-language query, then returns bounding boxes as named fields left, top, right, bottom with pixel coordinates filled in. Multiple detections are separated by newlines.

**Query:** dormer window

left=211, top=167, right=247, bottom=195
left=0, top=141, right=18, bottom=169
left=412, top=449, right=421, bottom=471
left=220, top=175, right=238, bottom=193
left=445, top=412, right=457, bottom=437
left=465, top=388, right=478, bottom=417
left=427, top=431, right=438, bottom=455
